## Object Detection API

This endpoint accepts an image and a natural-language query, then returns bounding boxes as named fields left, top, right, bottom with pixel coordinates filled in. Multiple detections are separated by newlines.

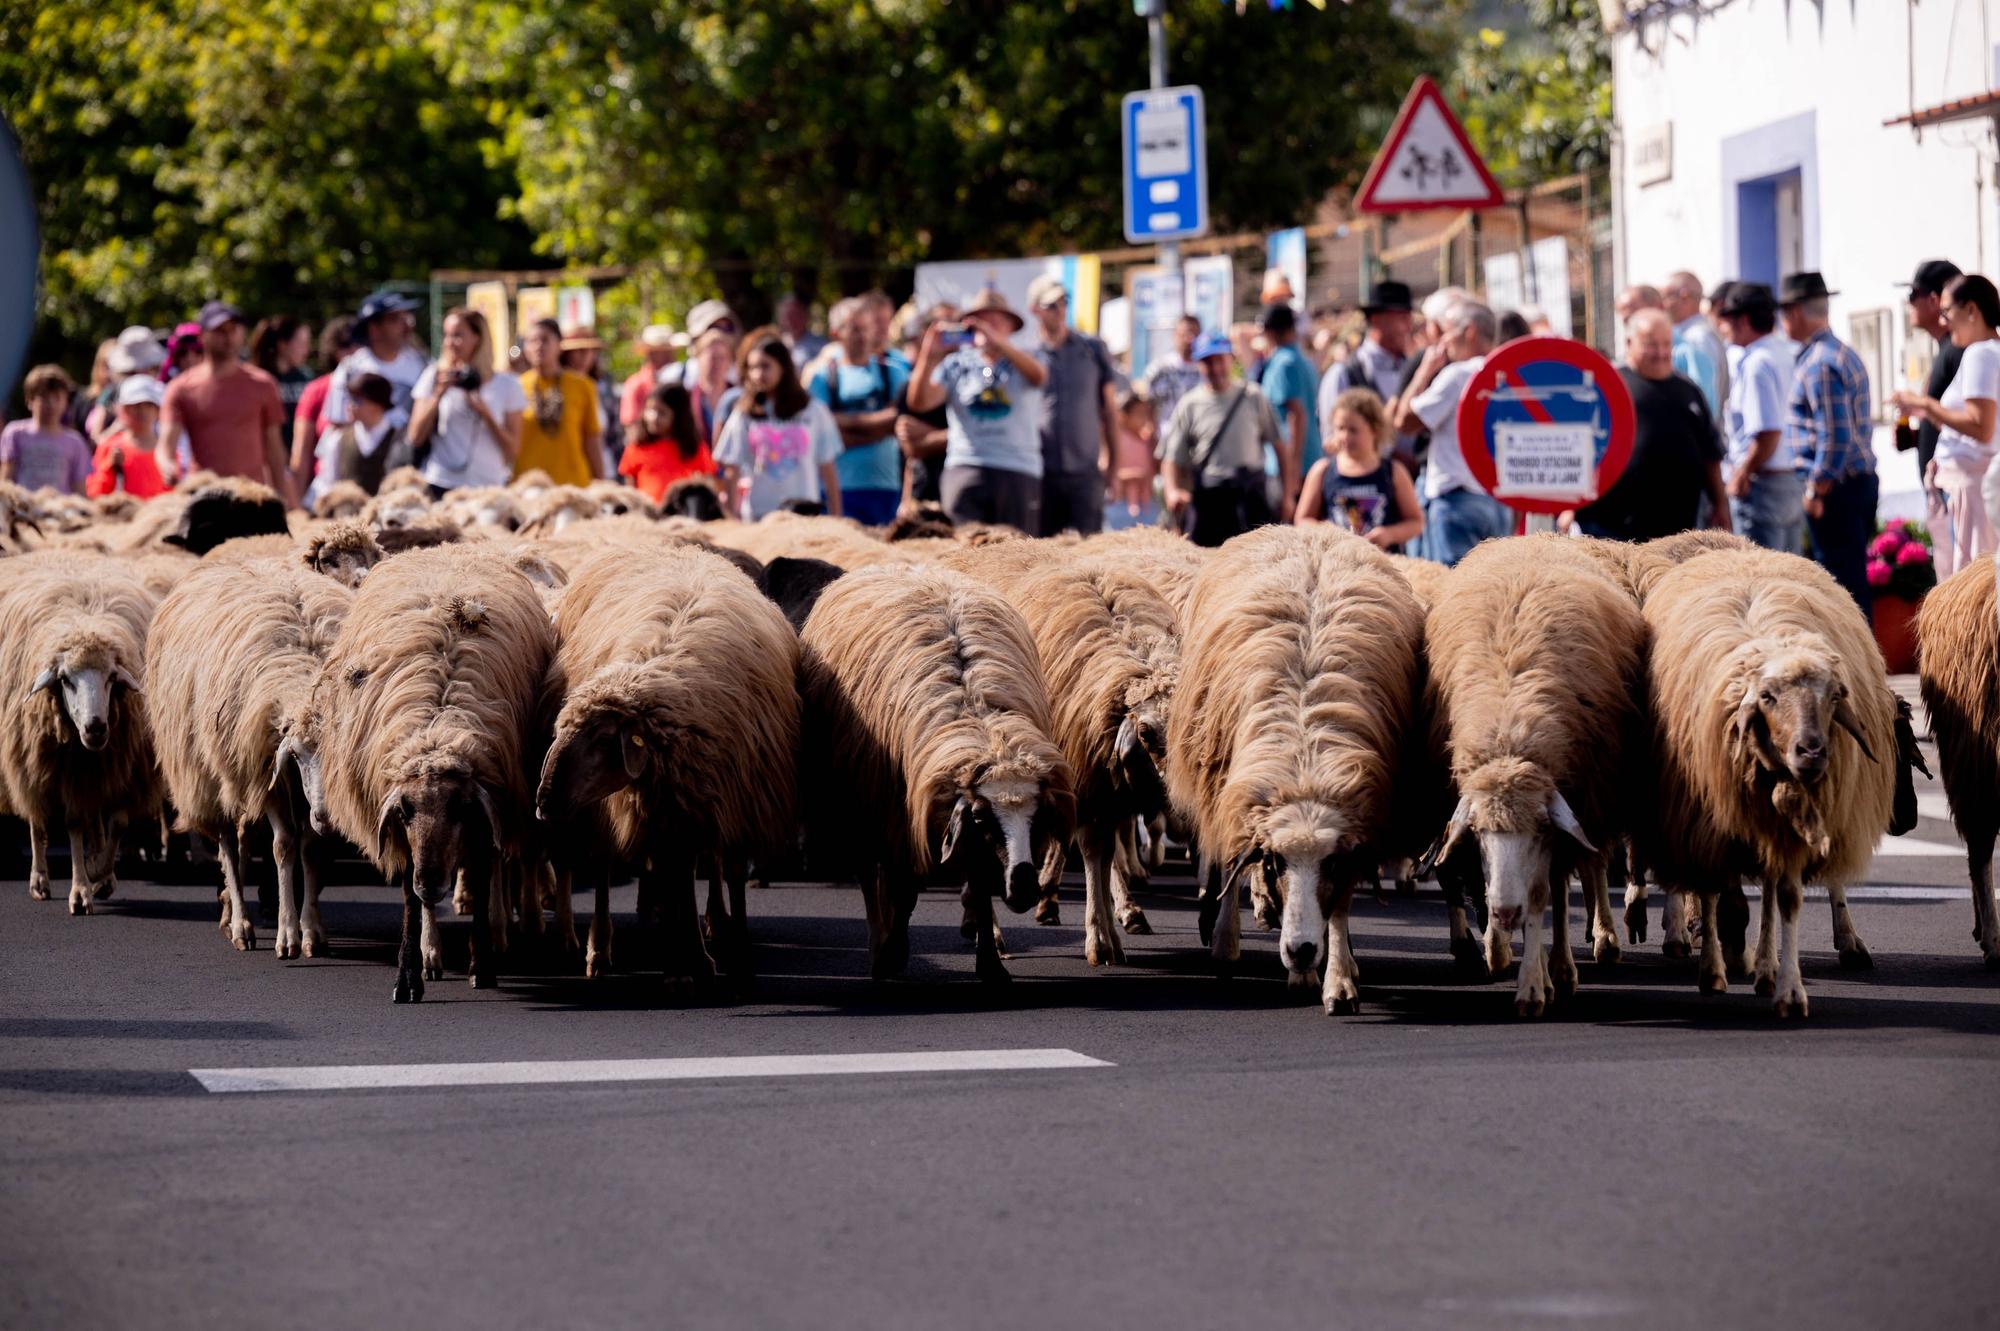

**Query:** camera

left=451, top=366, right=483, bottom=391
left=935, top=322, right=974, bottom=350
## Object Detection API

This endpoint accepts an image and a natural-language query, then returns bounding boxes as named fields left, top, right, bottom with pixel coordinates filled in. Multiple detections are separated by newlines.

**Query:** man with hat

left=1780, top=270, right=1878, bottom=611
left=1158, top=331, right=1285, bottom=546
left=157, top=299, right=295, bottom=505
left=1026, top=273, right=1118, bottom=536
left=658, top=300, right=740, bottom=389
left=1905, top=259, right=1964, bottom=488
left=1256, top=301, right=1316, bottom=520
left=1320, top=280, right=1414, bottom=456
left=1715, top=281, right=1802, bottom=555
left=621, top=324, right=680, bottom=434
left=905, top=287, right=1048, bottom=532
left=326, top=290, right=426, bottom=430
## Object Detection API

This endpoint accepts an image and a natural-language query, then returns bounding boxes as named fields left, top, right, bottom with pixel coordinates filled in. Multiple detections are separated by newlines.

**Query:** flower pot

left=1872, top=591, right=1922, bottom=674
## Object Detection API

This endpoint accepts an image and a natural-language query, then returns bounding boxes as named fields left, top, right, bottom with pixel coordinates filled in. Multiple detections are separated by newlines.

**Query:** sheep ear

left=621, top=726, right=648, bottom=780
left=111, top=664, right=142, bottom=696
left=1222, top=843, right=1260, bottom=891
left=1548, top=790, right=1598, bottom=854
left=270, top=737, right=299, bottom=793
left=475, top=784, right=503, bottom=850
left=1894, top=696, right=1931, bottom=778
left=375, top=791, right=405, bottom=861
left=1831, top=693, right=1876, bottom=763
left=1727, top=688, right=1767, bottom=776
left=27, top=665, right=58, bottom=697
left=1418, top=795, right=1474, bottom=877
left=939, top=795, right=972, bottom=865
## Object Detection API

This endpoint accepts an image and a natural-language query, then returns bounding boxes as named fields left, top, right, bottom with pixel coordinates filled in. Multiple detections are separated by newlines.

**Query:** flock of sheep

left=2, top=465, right=1996, bottom=1018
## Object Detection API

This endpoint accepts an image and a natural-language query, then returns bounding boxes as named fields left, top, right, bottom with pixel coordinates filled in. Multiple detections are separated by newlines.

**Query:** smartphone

left=935, top=322, right=974, bottom=350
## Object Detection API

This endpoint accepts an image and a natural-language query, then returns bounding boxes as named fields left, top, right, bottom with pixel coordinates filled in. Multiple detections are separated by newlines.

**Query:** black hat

left=356, top=291, right=421, bottom=325
left=1359, top=280, right=1414, bottom=314
left=1257, top=301, right=1296, bottom=335
left=1716, top=282, right=1776, bottom=318
left=1906, top=259, right=1962, bottom=299
left=1777, top=271, right=1838, bottom=306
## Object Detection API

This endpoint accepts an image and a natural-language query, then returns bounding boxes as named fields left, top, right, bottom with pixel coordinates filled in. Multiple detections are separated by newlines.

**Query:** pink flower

left=1867, top=559, right=1893, bottom=587
left=1896, top=542, right=1932, bottom=566
left=1884, top=517, right=1909, bottom=533
left=1868, top=532, right=1902, bottom=559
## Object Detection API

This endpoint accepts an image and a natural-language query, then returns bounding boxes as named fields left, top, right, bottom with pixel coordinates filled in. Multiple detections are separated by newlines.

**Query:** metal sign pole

left=1144, top=1, right=1180, bottom=286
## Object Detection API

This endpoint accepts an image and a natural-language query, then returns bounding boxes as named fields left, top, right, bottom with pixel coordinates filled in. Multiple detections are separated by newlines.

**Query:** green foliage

left=1448, top=0, right=1610, bottom=186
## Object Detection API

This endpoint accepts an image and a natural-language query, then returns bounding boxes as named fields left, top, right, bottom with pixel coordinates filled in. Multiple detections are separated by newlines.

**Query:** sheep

left=1638, top=547, right=1896, bottom=1016
left=763, top=557, right=846, bottom=632
left=0, top=480, right=46, bottom=551
left=0, top=554, right=161, bottom=912
left=937, top=543, right=1181, bottom=961
left=1076, top=525, right=1206, bottom=618
left=119, top=548, right=201, bottom=598
left=660, top=476, right=728, bottom=523
left=439, top=486, right=526, bottom=533
left=313, top=481, right=371, bottom=521
left=378, top=466, right=430, bottom=498
left=1916, top=557, right=2000, bottom=966
left=885, top=504, right=955, bottom=542
left=509, top=468, right=557, bottom=503
left=1167, top=524, right=1423, bottom=1013
left=799, top=563, right=1074, bottom=983
left=295, top=545, right=555, bottom=1002
left=110, top=477, right=289, bottom=556
left=146, top=557, right=351, bottom=954
left=372, top=516, right=465, bottom=556
left=299, top=520, right=384, bottom=588
left=362, top=487, right=432, bottom=533
left=90, top=492, right=143, bottom=525
left=711, top=513, right=911, bottom=571
left=205, top=533, right=297, bottom=565
left=1421, top=538, right=1648, bottom=1014
left=584, top=480, right=660, bottom=519
left=535, top=543, right=800, bottom=980
left=516, top=485, right=603, bottom=537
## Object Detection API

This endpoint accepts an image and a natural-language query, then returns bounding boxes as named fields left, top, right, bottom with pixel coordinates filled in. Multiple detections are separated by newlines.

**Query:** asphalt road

left=2, top=746, right=1996, bottom=1330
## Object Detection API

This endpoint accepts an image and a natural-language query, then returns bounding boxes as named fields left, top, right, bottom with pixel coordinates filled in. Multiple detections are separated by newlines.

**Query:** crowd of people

left=9, top=255, right=1988, bottom=618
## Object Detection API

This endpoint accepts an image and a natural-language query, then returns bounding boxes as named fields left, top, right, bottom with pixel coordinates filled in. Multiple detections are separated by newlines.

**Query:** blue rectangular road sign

left=1121, top=85, right=1207, bottom=245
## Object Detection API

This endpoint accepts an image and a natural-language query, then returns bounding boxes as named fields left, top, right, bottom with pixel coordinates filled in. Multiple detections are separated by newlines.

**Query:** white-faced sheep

left=362, top=486, right=433, bottom=534
left=1639, top=547, right=1897, bottom=1016
left=799, top=563, right=1075, bottom=983
left=1167, top=524, right=1423, bottom=1013
left=519, top=486, right=602, bottom=537
left=313, top=481, right=372, bottom=522
left=1422, top=538, right=1648, bottom=1015
left=439, top=486, right=526, bottom=534
left=0, top=554, right=161, bottom=912
left=295, top=545, right=555, bottom=1002
left=937, top=543, right=1180, bottom=963
left=535, top=543, right=799, bottom=981
left=1916, top=557, right=2000, bottom=966
left=584, top=480, right=660, bottom=520
left=146, top=558, right=351, bottom=954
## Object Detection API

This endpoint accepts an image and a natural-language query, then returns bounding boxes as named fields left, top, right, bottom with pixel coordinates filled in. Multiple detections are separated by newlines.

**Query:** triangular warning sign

left=1355, top=75, right=1505, bottom=214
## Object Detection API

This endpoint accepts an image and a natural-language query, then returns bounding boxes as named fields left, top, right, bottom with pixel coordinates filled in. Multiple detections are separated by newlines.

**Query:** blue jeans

left=1424, top=488, right=1514, bottom=566
left=1730, top=468, right=1805, bottom=554
left=1807, top=469, right=1879, bottom=617
left=840, top=487, right=902, bottom=528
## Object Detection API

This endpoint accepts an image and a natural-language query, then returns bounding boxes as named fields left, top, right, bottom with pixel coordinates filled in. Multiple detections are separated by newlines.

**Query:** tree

left=1448, top=0, right=1611, bottom=187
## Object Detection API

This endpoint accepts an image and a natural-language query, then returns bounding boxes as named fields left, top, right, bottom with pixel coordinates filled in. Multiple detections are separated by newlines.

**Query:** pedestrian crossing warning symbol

left=1355, top=75, right=1505, bottom=214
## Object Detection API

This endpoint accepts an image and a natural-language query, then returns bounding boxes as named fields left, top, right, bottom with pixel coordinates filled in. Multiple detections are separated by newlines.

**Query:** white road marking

left=190, top=1047, right=1112, bottom=1094
left=1917, top=792, right=1954, bottom=823
left=1872, top=835, right=1966, bottom=858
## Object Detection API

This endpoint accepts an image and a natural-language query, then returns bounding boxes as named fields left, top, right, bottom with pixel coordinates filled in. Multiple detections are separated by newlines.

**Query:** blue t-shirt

left=933, top=348, right=1043, bottom=478
left=1259, top=343, right=1321, bottom=477
left=810, top=354, right=910, bottom=493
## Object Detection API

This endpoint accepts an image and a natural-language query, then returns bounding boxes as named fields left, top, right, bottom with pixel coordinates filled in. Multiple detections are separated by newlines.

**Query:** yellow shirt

left=516, top=370, right=599, bottom=486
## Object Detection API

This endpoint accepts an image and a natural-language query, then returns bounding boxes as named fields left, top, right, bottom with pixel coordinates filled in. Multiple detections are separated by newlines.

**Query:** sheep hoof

left=1754, top=970, right=1775, bottom=997
left=27, top=877, right=49, bottom=901
left=1449, top=937, right=1491, bottom=982
left=976, top=955, right=1013, bottom=985
left=92, top=877, right=115, bottom=901
left=452, top=884, right=472, bottom=916
left=1394, top=877, right=1417, bottom=897
left=1084, top=929, right=1124, bottom=967
left=1196, top=898, right=1219, bottom=946
left=1592, top=936, right=1622, bottom=965
left=1623, top=900, right=1648, bottom=944
left=1698, top=969, right=1727, bottom=996
left=1983, top=948, right=2000, bottom=970
left=423, top=958, right=444, bottom=982
left=1034, top=899, right=1061, bottom=926
left=1550, top=962, right=1578, bottom=1000
left=1774, top=994, right=1808, bottom=1020
left=392, top=972, right=424, bottom=1004
left=68, top=888, right=93, bottom=916
left=1837, top=942, right=1872, bottom=971
left=1324, top=990, right=1360, bottom=1017
left=302, top=930, right=327, bottom=959
left=469, top=968, right=496, bottom=990
left=1118, top=905, right=1153, bottom=935
left=1514, top=997, right=1546, bottom=1018
left=1661, top=938, right=1692, bottom=960
left=585, top=951, right=610, bottom=979
left=232, top=925, right=256, bottom=952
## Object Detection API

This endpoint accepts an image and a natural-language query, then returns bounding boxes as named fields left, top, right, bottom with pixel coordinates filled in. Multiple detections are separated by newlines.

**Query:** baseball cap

left=685, top=300, right=739, bottom=339
left=198, top=300, right=246, bottom=332
left=116, top=376, right=165, bottom=408
left=1907, top=259, right=1962, bottom=299
left=1025, top=274, right=1069, bottom=309
left=355, top=291, right=421, bottom=325
left=1192, top=331, right=1233, bottom=361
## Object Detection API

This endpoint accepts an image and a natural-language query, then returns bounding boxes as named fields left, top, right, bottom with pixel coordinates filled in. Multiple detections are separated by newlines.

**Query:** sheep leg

left=1622, top=877, right=1648, bottom=944
left=863, top=866, right=890, bottom=977
left=466, top=852, right=497, bottom=989
left=486, top=859, right=508, bottom=957
left=657, top=855, right=716, bottom=988
left=452, top=869, right=472, bottom=917
left=1827, top=883, right=1872, bottom=971
left=1697, top=893, right=1727, bottom=995
left=1661, top=886, right=1694, bottom=959
left=1969, top=826, right=2000, bottom=967
left=1321, top=882, right=1361, bottom=1015
left=586, top=872, right=613, bottom=978
left=26, top=819, right=49, bottom=900
left=63, top=819, right=94, bottom=917
left=1034, top=878, right=1062, bottom=927
left=299, top=833, right=327, bottom=958
left=1582, top=860, right=1620, bottom=964
left=420, top=903, right=443, bottom=980
left=1196, top=854, right=1220, bottom=946
left=703, top=860, right=728, bottom=945
left=1111, top=820, right=1152, bottom=934
left=872, top=866, right=917, bottom=980
left=1080, top=828, right=1124, bottom=967
left=269, top=806, right=301, bottom=960
left=392, top=883, right=425, bottom=1004
left=1719, top=877, right=1752, bottom=980
left=969, top=880, right=1010, bottom=985
left=547, top=864, right=579, bottom=959
left=1210, top=867, right=1241, bottom=969
left=1547, top=871, right=1578, bottom=1001
left=1753, top=877, right=1780, bottom=996
left=1440, top=854, right=1489, bottom=979
left=1772, top=874, right=1809, bottom=1018
left=720, top=857, right=753, bottom=979
left=215, top=824, right=253, bottom=947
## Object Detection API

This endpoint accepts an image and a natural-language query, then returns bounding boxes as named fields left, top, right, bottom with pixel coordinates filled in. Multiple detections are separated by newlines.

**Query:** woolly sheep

left=0, top=480, right=46, bottom=551
left=1077, top=525, right=1206, bottom=618
left=295, top=545, right=555, bottom=1002
left=362, top=487, right=433, bottom=533
left=519, top=486, right=602, bottom=536
left=0, top=554, right=161, bottom=913
left=1423, top=538, right=1647, bottom=1015
left=536, top=543, right=799, bottom=980
left=1639, top=547, right=1896, bottom=1015
left=146, top=558, right=351, bottom=954
left=313, top=481, right=372, bottom=522
left=1916, top=558, right=2000, bottom=966
left=439, top=486, right=526, bottom=533
left=1167, top=524, right=1423, bottom=1013
left=110, top=477, right=289, bottom=556
left=299, top=521, right=385, bottom=588
left=584, top=480, right=660, bottom=519
left=799, top=563, right=1075, bottom=983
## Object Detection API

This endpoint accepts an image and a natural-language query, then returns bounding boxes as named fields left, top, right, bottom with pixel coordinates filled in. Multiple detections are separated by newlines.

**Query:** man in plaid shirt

left=1781, top=271, right=1878, bottom=614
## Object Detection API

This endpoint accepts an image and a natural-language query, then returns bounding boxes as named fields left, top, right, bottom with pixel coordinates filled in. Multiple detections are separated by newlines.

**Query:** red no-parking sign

left=1454, top=337, right=1636, bottom=516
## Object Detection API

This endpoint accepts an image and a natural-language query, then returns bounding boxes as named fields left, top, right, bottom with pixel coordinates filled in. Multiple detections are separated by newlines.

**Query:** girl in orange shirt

left=617, top=382, right=716, bottom=504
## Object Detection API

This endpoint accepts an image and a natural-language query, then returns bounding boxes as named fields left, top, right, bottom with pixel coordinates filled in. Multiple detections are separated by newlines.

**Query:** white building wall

left=1613, top=0, right=2000, bottom=512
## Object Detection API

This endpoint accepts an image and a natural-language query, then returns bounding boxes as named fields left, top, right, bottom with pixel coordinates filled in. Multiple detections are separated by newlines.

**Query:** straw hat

left=962, top=287, right=1024, bottom=334
left=559, top=327, right=605, bottom=352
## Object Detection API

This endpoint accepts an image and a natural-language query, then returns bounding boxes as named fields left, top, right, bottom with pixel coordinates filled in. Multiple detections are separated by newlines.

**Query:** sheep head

left=27, top=632, right=141, bottom=753
left=1232, top=800, right=1364, bottom=985
left=536, top=704, right=650, bottom=823
left=1726, top=638, right=1874, bottom=790
left=272, top=730, right=331, bottom=837
left=1434, top=757, right=1597, bottom=936
left=376, top=764, right=501, bottom=906
left=939, top=759, right=1074, bottom=915
left=303, top=521, right=383, bottom=589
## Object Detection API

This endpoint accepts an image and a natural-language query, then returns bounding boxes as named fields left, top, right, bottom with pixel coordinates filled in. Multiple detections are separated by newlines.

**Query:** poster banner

left=1184, top=254, right=1233, bottom=335
left=516, top=286, right=555, bottom=339
left=465, top=281, right=510, bottom=374
left=1126, top=266, right=1185, bottom=377
left=1481, top=237, right=1570, bottom=337
left=1266, top=227, right=1307, bottom=309
left=556, top=285, right=597, bottom=331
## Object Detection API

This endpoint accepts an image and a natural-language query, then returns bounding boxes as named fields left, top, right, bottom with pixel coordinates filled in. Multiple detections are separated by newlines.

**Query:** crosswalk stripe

left=190, top=1048, right=1113, bottom=1094
left=1872, top=835, right=1967, bottom=858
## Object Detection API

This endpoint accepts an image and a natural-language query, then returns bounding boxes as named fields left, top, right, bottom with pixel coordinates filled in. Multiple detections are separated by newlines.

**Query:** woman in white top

left=409, top=307, right=526, bottom=495
left=1896, top=274, right=2000, bottom=576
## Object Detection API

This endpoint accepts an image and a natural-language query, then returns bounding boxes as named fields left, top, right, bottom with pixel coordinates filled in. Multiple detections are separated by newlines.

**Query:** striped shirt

left=1787, top=328, right=1875, bottom=484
